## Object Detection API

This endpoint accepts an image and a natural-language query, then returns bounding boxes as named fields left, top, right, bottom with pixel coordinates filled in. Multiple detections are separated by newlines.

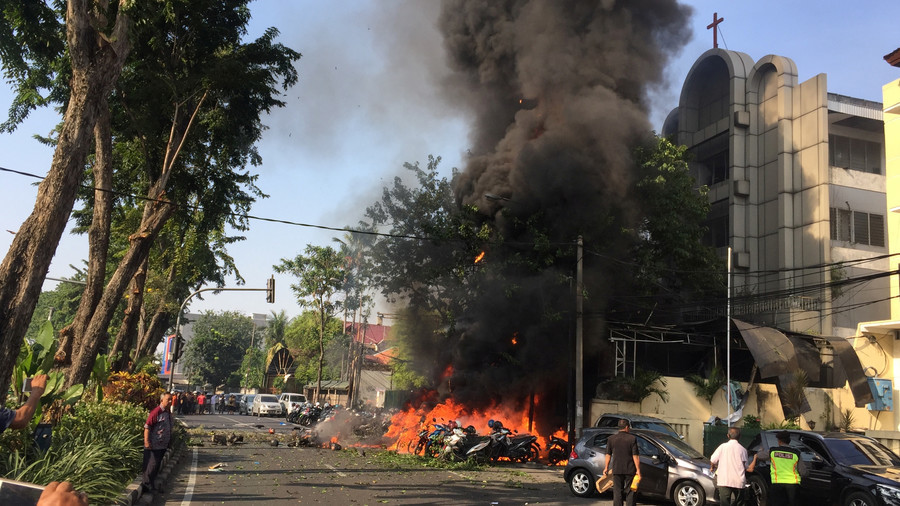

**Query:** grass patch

left=370, top=450, right=485, bottom=471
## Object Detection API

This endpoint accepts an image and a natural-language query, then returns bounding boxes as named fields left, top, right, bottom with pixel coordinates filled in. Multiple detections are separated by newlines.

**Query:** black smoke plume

left=422, top=0, right=692, bottom=420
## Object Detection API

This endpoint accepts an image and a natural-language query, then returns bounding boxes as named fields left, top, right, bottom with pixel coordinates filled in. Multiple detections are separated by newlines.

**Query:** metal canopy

left=731, top=319, right=799, bottom=379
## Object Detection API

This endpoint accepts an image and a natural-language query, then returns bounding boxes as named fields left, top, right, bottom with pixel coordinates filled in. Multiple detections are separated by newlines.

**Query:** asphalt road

left=150, top=413, right=623, bottom=505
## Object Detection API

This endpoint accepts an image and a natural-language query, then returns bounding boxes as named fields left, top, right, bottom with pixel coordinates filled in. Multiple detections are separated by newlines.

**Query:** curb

left=117, top=423, right=188, bottom=506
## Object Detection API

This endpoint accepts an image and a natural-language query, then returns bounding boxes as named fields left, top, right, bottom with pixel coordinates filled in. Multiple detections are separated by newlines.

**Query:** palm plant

left=685, top=365, right=726, bottom=405
left=632, top=368, right=669, bottom=409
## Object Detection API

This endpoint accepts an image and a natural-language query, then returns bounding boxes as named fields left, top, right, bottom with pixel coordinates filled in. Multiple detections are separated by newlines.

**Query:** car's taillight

left=569, top=449, right=578, bottom=459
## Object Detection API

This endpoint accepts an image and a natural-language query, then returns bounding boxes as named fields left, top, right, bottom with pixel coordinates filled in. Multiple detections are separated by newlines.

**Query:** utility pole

left=575, top=235, right=584, bottom=437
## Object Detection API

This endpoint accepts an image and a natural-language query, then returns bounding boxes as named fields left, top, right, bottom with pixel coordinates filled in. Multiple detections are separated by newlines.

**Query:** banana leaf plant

left=13, top=321, right=84, bottom=428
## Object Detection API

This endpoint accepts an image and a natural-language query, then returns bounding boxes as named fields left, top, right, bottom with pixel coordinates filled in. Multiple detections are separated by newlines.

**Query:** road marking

left=324, top=464, right=347, bottom=477
left=179, top=447, right=199, bottom=505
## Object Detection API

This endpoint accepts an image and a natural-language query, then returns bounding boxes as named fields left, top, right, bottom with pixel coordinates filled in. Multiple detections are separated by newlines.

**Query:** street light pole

left=167, top=284, right=274, bottom=391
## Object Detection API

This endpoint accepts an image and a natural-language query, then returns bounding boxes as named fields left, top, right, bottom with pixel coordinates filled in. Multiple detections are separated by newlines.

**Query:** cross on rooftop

left=707, top=12, right=724, bottom=48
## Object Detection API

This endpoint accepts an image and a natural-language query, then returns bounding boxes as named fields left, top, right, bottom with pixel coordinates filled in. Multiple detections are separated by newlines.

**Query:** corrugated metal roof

left=828, top=93, right=883, bottom=121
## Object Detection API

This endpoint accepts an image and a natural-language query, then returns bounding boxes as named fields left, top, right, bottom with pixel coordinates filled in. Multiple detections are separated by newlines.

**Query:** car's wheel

left=568, top=468, right=596, bottom=498
left=673, top=481, right=705, bottom=506
left=748, top=474, right=768, bottom=506
left=844, top=491, right=877, bottom=506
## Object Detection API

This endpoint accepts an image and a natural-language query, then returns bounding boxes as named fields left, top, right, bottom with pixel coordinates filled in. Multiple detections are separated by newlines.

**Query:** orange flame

left=383, top=393, right=557, bottom=460
left=511, top=332, right=518, bottom=345
left=474, top=251, right=485, bottom=264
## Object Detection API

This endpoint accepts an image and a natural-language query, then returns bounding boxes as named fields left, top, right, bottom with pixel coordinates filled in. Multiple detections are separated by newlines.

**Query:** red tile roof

left=886, top=48, right=900, bottom=68
left=344, top=321, right=391, bottom=346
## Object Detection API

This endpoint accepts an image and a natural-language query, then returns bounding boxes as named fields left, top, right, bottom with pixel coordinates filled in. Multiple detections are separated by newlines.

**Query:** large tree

left=0, top=0, right=132, bottom=400
left=58, top=0, right=300, bottom=388
left=282, top=310, right=344, bottom=388
left=274, top=246, right=346, bottom=402
left=181, top=310, right=253, bottom=388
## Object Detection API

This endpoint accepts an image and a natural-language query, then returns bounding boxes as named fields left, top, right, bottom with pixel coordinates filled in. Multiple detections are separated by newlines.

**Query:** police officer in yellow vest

left=768, top=430, right=801, bottom=505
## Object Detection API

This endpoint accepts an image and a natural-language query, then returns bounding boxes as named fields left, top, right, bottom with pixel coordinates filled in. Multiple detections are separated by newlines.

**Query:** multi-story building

left=661, top=48, right=888, bottom=337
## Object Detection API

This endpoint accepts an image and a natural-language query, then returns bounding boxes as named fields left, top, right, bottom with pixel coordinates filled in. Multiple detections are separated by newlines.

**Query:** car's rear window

left=259, top=395, right=278, bottom=402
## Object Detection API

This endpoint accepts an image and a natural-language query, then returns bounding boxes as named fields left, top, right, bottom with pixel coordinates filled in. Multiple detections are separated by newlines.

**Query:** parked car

left=595, top=413, right=682, bottom=440
left=278, top=392, right=307, bottom=418
left=746, top=429, right=900, bottom=506
left=239, top=394, right=256, bottom=415
left=252, top=394, right=283, bottom=417
left=565, top=427, right=716, bottom=506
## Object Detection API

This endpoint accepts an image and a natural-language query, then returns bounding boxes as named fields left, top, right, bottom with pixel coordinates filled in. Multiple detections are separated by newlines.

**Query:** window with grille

left=829, top=134, right=882, bottom=174
left=830, top=207, right=885, bottom=247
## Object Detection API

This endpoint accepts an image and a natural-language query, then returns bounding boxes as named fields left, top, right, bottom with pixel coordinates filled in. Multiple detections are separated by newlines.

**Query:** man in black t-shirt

left=602, top=419, right=642, bottom=506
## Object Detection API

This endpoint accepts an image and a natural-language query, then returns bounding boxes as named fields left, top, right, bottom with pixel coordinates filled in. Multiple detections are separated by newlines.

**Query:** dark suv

left=595, top=413, right=682, bottom=439
left=745, top=429, right=900, bottom=506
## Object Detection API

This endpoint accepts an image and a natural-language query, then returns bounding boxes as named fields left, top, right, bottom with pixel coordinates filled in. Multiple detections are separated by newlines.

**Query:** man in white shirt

left=710, top=427, right=750, bottom=506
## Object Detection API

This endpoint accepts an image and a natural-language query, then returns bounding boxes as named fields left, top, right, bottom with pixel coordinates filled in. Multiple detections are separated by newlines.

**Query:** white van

left=278, top=392, right=307, bottom=418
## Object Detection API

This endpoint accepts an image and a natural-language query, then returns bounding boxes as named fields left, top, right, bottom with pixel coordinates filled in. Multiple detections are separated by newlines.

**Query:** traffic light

left=266, top=275, right=275, bottom=303
left=173, top=334, right=186, bottom=362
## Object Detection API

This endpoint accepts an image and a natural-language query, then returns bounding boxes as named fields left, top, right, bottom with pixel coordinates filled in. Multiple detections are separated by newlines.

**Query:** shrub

left=103, top=371, right=164, bottom=410
left=742, top=414, right=761, bottom=429
left=0, top=400, right=147, bottom=504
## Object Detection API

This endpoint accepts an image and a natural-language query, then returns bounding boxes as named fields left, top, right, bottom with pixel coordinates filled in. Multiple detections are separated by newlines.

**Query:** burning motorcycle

left=547, top=435, right=571, bottom=465
left=466, top=419, right=540, bottom=463
left=439, top=423, right=479, bottom=461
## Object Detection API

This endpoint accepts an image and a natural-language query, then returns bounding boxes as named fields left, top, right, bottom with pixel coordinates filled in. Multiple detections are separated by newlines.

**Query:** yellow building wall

left=886, top=78, right=900, bottom=318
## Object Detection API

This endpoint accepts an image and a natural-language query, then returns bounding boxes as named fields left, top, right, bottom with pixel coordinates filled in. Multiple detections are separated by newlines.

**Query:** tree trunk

left=56, top=97, right=114, bottom=367
left=65, top=83, right=208, bottom=389
left=131, top=304, right=171, bottom=371
left=0, top=2, right=131, bottom=401
left=66, top=190, right=175, bottom=388
left=108, top=262, right=146, bottom=371
left=315, top=305, right=325, bottom=403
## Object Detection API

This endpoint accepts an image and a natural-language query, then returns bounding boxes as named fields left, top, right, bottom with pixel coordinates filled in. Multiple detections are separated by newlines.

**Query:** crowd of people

left=169, top=391, right=239, bottom=415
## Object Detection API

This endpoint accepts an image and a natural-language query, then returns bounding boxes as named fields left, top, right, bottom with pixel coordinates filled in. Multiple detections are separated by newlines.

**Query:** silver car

left=252, top=394, right=283, bottom=417
left=565, top=428, right=717, bottom=506
left=239, top=394, right=256, bottom=415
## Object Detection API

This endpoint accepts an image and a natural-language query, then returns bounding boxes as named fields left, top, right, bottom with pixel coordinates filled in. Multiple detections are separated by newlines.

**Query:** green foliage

left=685, top=365, right=726, bottom=405
left=0, top=400, right=147, bottom=504
left=275, top=247, right=347, bottom=397
left=839, top=408, right=855, bottom=432
left=742, top=414, right=762, bottom=429
left=364, top=156, right=492, bottom=332
left=596, top=368, right=669, bottom=407
left=240, top=347, right=265, bottom=390
left=182, top=311, right=254, bottom=388
left=282, top=311, right=344, bottom=386
left=781, top=369, right=810, bottom=422
left=628, top=136, right=725, bottom=312
left=12, top=321, right=83, bottom=426
left=761, top=419, right=801, bottom=430
left=371, top=449, right=485, bottom=471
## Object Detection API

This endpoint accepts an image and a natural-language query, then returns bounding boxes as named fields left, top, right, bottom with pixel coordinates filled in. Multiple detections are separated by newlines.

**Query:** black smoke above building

left=425, top=0, right=692, bottom=413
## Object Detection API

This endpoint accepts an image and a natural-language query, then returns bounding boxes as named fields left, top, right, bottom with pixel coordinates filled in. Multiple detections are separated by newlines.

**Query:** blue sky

left=1, top=0, right=898, bottom=321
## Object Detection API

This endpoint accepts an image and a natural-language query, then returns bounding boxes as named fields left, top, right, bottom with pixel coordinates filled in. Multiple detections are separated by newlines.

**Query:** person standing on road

left=142, top=392, right=173, bottom=494
left=197, top=391, right=206, bottom=415
left=767, top=430, right=801, bottom=506
left=710, top=427, right=750, bottom=506
left=0, top=374, right=48, bottom=434
left=602, top=419, right=641, bottom=506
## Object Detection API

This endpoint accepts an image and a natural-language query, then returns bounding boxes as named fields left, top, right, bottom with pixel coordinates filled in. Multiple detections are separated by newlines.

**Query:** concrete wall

left=590, top=368, right=893, bottom=452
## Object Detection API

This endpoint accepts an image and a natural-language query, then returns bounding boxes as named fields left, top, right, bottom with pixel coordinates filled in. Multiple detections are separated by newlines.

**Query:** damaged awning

left=732, top=319, right=874, bottom=408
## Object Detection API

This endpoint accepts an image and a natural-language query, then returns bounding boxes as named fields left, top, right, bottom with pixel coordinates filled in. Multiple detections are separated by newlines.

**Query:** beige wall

left=591, top=363, right=893, bottom=451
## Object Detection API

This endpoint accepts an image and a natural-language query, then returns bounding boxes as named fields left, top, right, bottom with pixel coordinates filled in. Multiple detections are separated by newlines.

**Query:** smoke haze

left=427, top=0, right=692, bottom=413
